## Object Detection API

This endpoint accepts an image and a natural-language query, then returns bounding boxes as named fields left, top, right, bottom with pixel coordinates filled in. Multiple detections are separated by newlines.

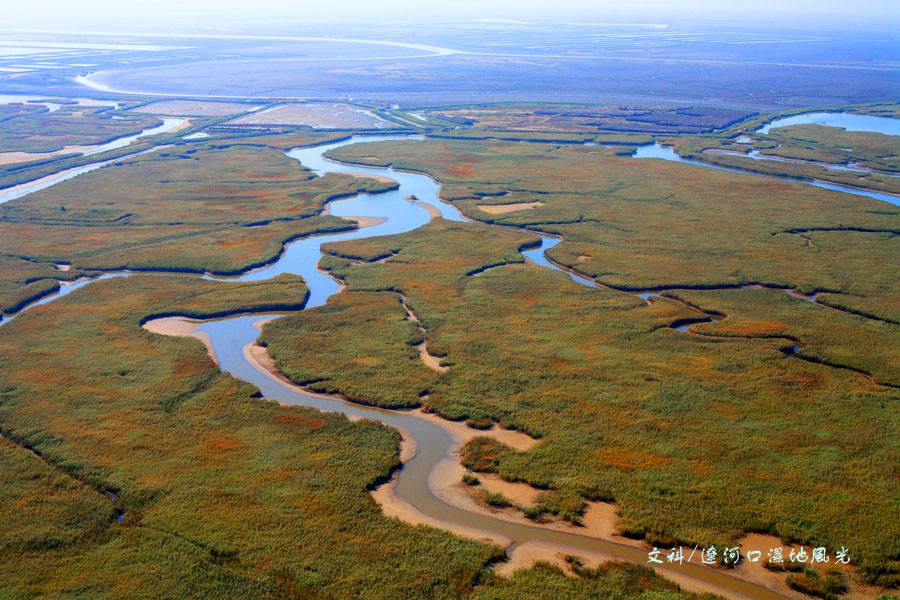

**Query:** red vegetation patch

left=273, top=413, right=325, bottom=430
left=206, top=435, right=246, bottom=453
left=595, top=448, right=670, bottom=470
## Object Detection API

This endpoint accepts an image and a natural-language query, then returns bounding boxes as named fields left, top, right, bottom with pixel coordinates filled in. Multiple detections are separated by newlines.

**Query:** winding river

left=4, top=130, right=874, bottom=598
left=184, top=136, right=790, bottom=600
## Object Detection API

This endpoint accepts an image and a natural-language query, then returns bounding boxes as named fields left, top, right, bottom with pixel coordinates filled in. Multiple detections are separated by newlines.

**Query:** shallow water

left=634, top=143, right=900, bottom=206
left=758, top=112, right=900, bottom=136
left=0, top=146, right=167, bottom=205
left=521, top=236, right=597, bottom=288
left=82, top=118, right=185, bottom=156
left=205, top=136, right=465, bottom=307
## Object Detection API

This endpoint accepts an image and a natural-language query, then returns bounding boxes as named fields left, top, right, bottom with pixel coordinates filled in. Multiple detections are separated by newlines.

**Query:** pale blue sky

left=5, top=0, right=898, bottom=27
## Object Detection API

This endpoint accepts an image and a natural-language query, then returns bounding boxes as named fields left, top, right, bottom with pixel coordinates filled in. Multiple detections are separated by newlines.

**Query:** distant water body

left=633, top=143, right=900, bottom=207
left=758, top=112, right=900, bottom=136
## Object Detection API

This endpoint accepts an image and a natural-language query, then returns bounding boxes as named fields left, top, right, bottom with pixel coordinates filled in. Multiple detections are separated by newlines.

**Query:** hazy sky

left=5, top=0, right=899, bottom=28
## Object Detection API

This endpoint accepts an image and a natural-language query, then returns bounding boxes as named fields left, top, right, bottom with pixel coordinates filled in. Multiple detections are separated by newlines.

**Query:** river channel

left=185, top=136, right=791, bottom=600
left=2, top=128, right=881, bottom=598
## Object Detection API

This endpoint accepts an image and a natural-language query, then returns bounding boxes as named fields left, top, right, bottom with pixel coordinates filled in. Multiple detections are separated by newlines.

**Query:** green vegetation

left=0, top=143, right=395, bottom=315
left=462, top=473, right=481, bottom=486
left=0, top=255, right=86, bottom=314
left=0, top=134, right=724, bottom=598
left=674, top=124, right=900, bottom=196
left=483, top=492, right=513, bottom=509
left=413, top=103, right=752, bottom=134
left=472, top=561, right=717, bottom=600
left=845, top=102, right=900, bottom=119
left=0, top=435, right=114, bottom=552
left=429, top=130, right=651, bottom=146
left=787, top=569, right=849, bottom=600
left=522, top=506, right=543, bottom=521
left=328, top=139, right=900, bottom=323
left=256, top=139, right=900, bottom=587
left=0, top=274, right=508, bottom=598
left=0, top=104, right=162, bottom=154
left=0, top=252, right=716, bottom=600
left=261, top=290, right=438, bottom=407
left=667, top=287, right=900, bottom=386
left=6, top=107, right=900, bottom=597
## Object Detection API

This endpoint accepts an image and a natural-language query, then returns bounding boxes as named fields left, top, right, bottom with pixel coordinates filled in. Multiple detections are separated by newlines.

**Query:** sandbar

left=142, top=316, right=217, bottom=365
left=477, top=201, right=544, bottom=214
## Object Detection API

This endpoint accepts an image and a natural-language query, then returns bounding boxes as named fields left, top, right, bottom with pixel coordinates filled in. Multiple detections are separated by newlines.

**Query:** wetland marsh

left=2, top=16, right=900, bottom=600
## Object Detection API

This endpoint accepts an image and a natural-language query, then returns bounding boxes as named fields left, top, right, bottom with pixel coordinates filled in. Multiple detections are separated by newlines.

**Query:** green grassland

left=426, top=129, right=652, bottom=146
left=0, top=143, right=395, bottom=315
left=755, top=126, right=898, bottom=173
left=845, top=103, right=900, bottom=119
left=0, top=130, right=721, bottom=598
left=0, top=255, right=87, bottom=314
left=0, top=104, right=163, bottom=154
left=0, top=434, right=115, bottom=553
left=268, top=220, right=900, bottom=581
left=473, top=561, right=720, bottom=600
left=261, top=290, right=440, bottom=407
left=673, top=124, right=900, bottom=196
left=328, top=139, right=900, bottom=320
left=250, top=139, right=900, bottom=586
left=407, top=103, right=752, bottom=134
left=0, top=274, right=501, bottom=599
left=0, top=261, right=711, bottom=600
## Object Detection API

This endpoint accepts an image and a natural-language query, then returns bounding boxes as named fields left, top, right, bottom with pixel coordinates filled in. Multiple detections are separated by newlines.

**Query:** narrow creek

left=0, top=117, right=185, bottom=205
left=633, top=143, right=900, bottom=207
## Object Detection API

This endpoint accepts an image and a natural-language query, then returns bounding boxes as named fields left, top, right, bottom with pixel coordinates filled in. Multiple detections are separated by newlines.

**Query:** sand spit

left=477, top=201, right=544, bottom=214
left=343, top=171, right=397, bottom=184
left=347, top=216, right=388, bottom=228
left=496, top=540, right=615, bottom=577
left=416, top=201, right=442, bottom=220
left=142, top=317, right=218, bottom=365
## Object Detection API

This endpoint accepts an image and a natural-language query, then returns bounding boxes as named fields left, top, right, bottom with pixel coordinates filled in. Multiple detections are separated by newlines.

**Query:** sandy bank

left=418, top=343, right=447, bottom=372
left=416, top=201, right=442, bottom=220
left=398, top=292, right=449, bottom=373
left=0, top=148, right=83, bottom=166
left=343, top=171, right=397, bottom=184
left=370, top=429, right=508, bottom=547
left=477, top=201, right=544, bottom=214
left=240, top=338, right=509, bottom=546
left=410, top=408, right=537, bottom=452
left=347, top=216, right=388, bottom=228
left=496, top=540, right=615, bottom=577
left=142, top=317, right=218, bottom=365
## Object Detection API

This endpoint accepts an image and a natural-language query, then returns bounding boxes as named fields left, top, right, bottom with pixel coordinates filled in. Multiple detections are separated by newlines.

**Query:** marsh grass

left=264, top=147, right=900, bottom=585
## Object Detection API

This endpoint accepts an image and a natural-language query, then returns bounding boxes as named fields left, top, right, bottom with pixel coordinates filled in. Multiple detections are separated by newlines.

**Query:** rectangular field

left=227, top=102, right=392, bottom=129
left=130, top=100, right=260, bottom=116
